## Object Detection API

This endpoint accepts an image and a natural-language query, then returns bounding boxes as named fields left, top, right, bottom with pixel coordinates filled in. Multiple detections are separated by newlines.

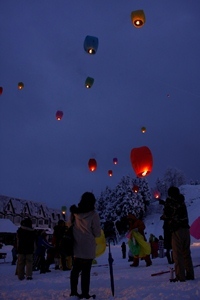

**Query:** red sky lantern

left=132, top=185, right=139, bottom=193
left=113, top=158, right=118, bottom=165
left=0, top=87, right=3, bottom=95
left=108, top=170, right=113, bottom=177
left=88, top=158, right=97, bottom=172
left=154, top=191, right=160, bottom=199
left=130, top=146, right=153, bottom=178
left=56, top=110, right=63, bottom=121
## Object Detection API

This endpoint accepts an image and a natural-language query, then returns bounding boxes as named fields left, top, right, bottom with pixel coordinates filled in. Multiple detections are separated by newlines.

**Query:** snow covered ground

left=0, top=184, right=200, bottom=300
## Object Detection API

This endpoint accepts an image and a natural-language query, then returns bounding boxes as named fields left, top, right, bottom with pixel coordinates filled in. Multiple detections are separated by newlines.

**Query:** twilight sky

left=0, top=0, right=200, bottom=211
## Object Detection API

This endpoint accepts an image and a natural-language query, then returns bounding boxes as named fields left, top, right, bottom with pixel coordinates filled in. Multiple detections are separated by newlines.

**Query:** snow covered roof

left=0, top=219, right=18, bottom=233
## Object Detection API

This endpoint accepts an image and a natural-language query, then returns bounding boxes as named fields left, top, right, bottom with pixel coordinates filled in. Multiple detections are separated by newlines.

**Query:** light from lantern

left=84, top=35, right=99, bottom=54
left=56, top=110, right=63, bottom=121
left=133, top=185, right=139, bottom=193
left=141, top=126, right=146, bottom=133
left=88, top=158, right=97, bottom=172
left=113, top=158, right=118, bottom=165
left=18, top=82, right=24, bottom=90
left=131, top=10, right=146, bottom=28
left=130, top=146, right=153, bottom=178
left=108, top=170, right=113, bottom=177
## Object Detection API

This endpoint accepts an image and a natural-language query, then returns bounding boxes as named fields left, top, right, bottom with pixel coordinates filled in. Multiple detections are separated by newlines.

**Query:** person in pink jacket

left=70, top=192, right=101, bottom=299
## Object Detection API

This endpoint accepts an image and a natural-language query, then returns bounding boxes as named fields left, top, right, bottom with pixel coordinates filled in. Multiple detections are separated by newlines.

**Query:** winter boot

left=130, top=256, right=139, bottom=267
left=145, top=255, right=152, bottom=267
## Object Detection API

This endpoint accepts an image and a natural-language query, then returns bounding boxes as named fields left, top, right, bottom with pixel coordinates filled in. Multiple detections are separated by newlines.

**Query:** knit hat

left=168, top=186, right=180, bottom=198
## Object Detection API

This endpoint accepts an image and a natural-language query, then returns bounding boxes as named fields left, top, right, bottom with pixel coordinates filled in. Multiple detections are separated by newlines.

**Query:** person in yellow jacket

left=127, top=214, right=152, bottom=267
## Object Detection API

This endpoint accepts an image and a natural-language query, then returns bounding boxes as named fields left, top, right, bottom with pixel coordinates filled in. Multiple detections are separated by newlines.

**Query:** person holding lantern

left=162, top=187, right=194, bottom=282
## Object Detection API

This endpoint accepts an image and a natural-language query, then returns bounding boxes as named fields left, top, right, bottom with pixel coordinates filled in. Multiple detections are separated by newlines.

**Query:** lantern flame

left=142, top=170, right=147, bottom=176
left=88, top=48, right=95, bottom=54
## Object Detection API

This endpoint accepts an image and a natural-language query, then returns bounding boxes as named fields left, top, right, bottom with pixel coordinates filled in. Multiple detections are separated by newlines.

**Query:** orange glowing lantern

left=154, top=191, right=160, bottom=199
left=56, top=110, right=63, bottom=121
left=130, top=146, right=153, bottom=178
left=131, top=10, right=146, bottom=28
left=113, top=158, right=118, bottom=165
left=108, top=170, right=113, bottom=177
left=132, top=185, right=139, bottom=193
left=88, top=158, right=97, bottom=172
left=0, top=87, right=3, bottom=95
left=18, top=82, right=24, bottom=90
left=141, top=126, right=146, bottom=133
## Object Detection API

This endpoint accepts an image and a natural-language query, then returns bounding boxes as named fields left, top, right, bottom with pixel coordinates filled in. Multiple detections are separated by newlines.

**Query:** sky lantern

left=84, top=35, right=99, bottom=54
left=85, top=77, right=94, bottom=88
left=18, top=82, right=24, bottom=90
left=61, top=206, right=67, bottom=215
left=154, top=191, right=160, bottom=199
left=88, top=158, right=97, bottom=172
left=131, top=10, right=146, bottom=28
left=108, top=170, right=113, bottom=177
left=113, top=157, right=118, bottom=165
left=141, top=126, right=146, bottom=133
left=132, top=185, right=139, bottom=193
left=56, top=110, right=63, bottom=121
left=130, top=146, right=153, bottom=178
left=0, top=87, right=3, bottom=95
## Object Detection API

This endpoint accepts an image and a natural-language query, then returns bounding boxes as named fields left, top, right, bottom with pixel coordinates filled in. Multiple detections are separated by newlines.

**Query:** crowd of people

left=11, top=186, right=195, bottom=299
left=125, top=186, right=194, bottom=283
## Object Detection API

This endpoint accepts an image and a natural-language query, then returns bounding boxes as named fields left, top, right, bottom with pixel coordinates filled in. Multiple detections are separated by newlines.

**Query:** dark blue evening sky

left=0, top=1, right=200, bottom=210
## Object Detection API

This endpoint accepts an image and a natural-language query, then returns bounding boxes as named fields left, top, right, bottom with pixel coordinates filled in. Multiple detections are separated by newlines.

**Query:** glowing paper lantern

left=56, top=110, right=63, bottom=121
left=0, top=87, right=3, bottom=95
left=130, top=146, right=153, bottom=177
left=131, top=10, right=146, bottom=28
left=18, top=82, right=24, bottom=90
left=113, top=157, right=118, bottom=165
left=61, top=206, right=67, bottom=215
left=88, top=158, right=97, bottom=172
left=141, top=126, right=146, bottom=133
left=108, top=170, right=113, bottom=177
left=154, top=191, right=160, bottom=199
left=85, top=77, right=94, bottom=88
left=132, top=185, right=139, bottom=193
left=84, top=35, right=99, bottom=54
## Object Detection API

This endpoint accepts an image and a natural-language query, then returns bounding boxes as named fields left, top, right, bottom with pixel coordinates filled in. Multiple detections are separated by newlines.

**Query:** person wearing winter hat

left=70, top=192, right=101, bottom=299
left=16, top=218, right=35, bottom=280
left=163, top=186, right=194, bottom=282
